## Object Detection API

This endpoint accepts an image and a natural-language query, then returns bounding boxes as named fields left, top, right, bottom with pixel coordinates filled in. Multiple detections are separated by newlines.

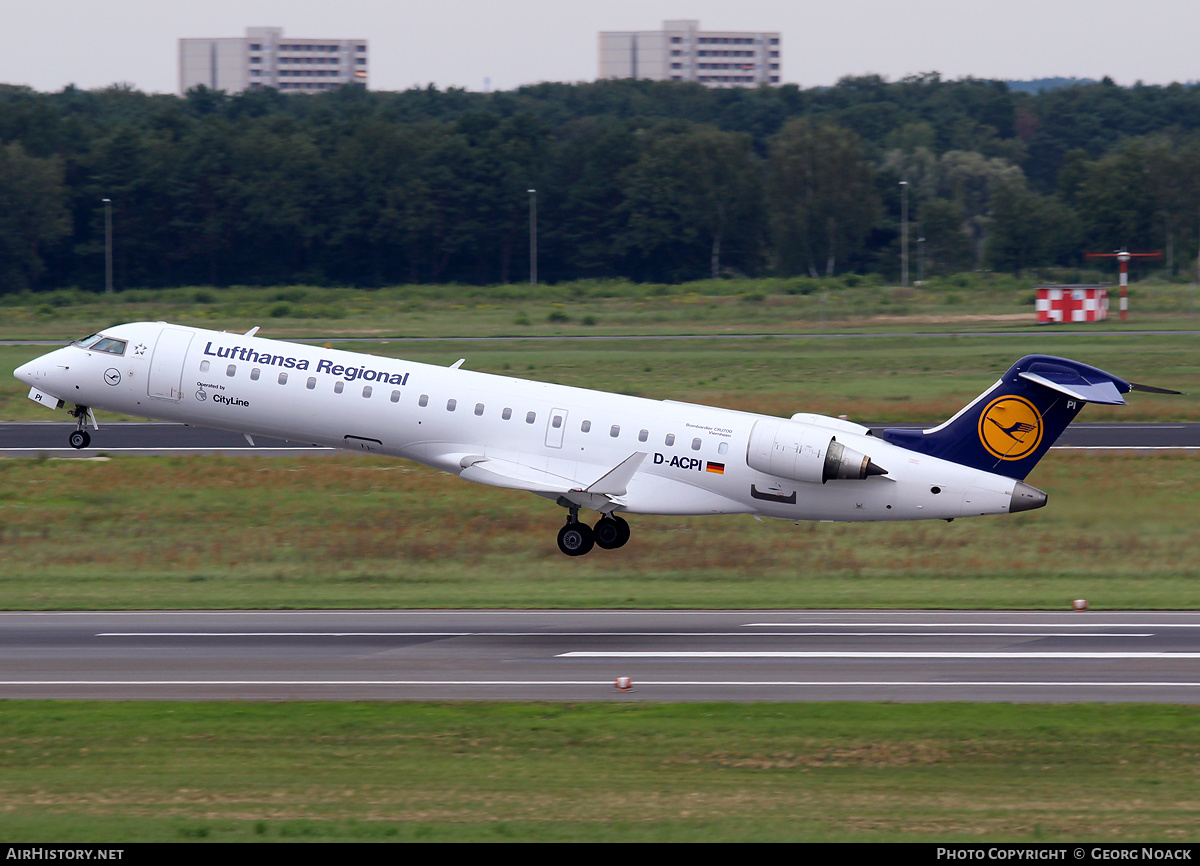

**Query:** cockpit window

left=73, top=333, right=127, bottom=355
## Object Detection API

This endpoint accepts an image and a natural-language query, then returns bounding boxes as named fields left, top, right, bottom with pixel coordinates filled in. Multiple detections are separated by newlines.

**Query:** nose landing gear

left=67, top=405, right=94, bottom=449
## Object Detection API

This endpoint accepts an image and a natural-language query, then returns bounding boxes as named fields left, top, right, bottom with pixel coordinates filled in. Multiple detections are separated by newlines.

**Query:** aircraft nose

left=13, top=359, right=38, bottom=386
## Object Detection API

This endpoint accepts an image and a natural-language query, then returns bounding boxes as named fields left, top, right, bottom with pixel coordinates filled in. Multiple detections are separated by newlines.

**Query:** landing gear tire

left=594, top=515, right=630, bottom=550
left=557, top=522, right=595, bottom=557
left=68, top=430, right=91, bottom=450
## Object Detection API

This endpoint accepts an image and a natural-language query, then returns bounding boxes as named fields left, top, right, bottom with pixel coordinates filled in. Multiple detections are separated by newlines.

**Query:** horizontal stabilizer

left=1130, top=381, right=1184, bottom=395
left=1017, top=371, right=1125, bottom=405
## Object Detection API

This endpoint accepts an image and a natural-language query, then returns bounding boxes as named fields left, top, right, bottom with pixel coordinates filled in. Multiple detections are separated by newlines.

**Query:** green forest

left=4, top=73, right=1200, bottom=293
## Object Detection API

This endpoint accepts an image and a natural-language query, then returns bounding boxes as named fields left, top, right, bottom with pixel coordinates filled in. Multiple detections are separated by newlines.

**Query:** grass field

left=2, top=273, right=1198, bottom=342
left=1, top=280, right=1197, bottom=843
left=1, top=702, right=1198, bottom=843
left=3, top=331, right=1198, bottom=424
left=0, top=450, right=1197, bottom=610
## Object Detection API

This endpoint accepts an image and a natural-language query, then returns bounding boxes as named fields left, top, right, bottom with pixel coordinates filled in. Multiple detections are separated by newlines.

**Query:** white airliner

left=12, top=321, right=1174, bottom=555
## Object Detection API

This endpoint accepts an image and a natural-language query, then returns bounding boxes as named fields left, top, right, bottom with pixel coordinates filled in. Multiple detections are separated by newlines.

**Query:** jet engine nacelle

left=746, top=418, right=886, bottom=484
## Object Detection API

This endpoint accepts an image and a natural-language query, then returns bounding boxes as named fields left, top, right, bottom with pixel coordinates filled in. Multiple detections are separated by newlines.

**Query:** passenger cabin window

left=610, top=425, right=620, bottom=438
left=199, top=360, right=210, bottom=373
left=526, top=411, right=536, bottom=424
left=390, top=391, right=401, bottom=403
left=333, top=381, right=344, bottom=394
left=691, top=438, right=701, bottom=451
left=307, top=377, right=316, bottom=390
left=419, top=394, right=429, bottom=407
left=581, top=420, right=591, bottom=433
left=278, top=372, right=288, bottom=385
left=362, top=386, right=372, bottom=398
left=250, top=368, right=261, bottom=381
left=552, top=415, right=563, bottom=428
left=475, top=403, right=484, bottom=416
left=718, top=441, right=729, bottom=455
left=638, top=429, right=648, bottom=442
left=447, top=399, right=457, bottom=412
left=226, top=365, right=237, bottom=377
left=665, top=433, right=675, bottom=446
left=502, top=408, right=512, bottom=420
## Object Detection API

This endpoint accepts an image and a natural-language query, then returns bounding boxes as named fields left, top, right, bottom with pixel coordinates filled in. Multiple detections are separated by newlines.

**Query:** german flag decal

left=706, top=461, right=725, bottom=475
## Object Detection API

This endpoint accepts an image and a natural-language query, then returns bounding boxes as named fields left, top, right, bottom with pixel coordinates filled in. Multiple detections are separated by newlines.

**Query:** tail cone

left=1009, top=482, right=1047, bottom=513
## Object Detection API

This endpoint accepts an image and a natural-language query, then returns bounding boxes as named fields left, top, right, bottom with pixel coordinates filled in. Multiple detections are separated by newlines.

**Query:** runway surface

left=2, top=609, right=1199, bottom=702
left=1, top=421, right=1196, bottom=457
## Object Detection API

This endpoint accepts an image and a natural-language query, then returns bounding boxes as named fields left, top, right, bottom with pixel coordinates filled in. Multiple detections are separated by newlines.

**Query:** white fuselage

left=15, top=321, right=1031, bottom=522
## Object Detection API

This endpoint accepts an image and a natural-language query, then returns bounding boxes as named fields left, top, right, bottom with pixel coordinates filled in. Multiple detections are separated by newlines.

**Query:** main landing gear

left=556, top=504, right=631, bottom=557
left=68, top=405, right=92, bottom=450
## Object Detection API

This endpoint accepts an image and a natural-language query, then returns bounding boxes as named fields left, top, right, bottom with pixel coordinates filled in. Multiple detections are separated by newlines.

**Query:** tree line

left=4, top=74, right=1200, bottom=292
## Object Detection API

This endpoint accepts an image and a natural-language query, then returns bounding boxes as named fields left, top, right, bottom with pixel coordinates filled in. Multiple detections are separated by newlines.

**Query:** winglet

left=582, top=453, right=646, bottom=497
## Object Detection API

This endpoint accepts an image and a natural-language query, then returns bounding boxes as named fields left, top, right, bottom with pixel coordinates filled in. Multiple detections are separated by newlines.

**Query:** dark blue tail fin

left=878, top=355, right=1132, bottom=480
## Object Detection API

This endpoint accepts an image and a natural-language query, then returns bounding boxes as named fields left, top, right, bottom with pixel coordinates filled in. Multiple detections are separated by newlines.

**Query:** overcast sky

left=2, top=0, right=1197, bottom=95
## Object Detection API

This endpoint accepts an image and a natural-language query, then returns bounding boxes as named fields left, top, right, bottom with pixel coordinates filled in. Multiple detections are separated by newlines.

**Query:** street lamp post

left=103, top=198, right=112, bottom=294
left=917, top=236, right=925, bottom=285
left=899, top=181, right=908, bottom=287
left=528, top=189, right=537, bottom=287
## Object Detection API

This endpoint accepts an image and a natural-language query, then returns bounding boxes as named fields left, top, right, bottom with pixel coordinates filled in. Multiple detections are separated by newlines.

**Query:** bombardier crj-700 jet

left=13, top=322, right=1176, bottom=555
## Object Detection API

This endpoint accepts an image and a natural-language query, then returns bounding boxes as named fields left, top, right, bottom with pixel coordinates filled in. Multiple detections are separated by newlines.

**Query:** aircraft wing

left=458, top=452, right=646, bottom=507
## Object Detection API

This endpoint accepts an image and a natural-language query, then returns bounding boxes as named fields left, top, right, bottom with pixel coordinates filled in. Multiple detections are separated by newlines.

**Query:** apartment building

left=598, top=20, right=780, bottom=88
left=179, top=27, right=368, bottom=95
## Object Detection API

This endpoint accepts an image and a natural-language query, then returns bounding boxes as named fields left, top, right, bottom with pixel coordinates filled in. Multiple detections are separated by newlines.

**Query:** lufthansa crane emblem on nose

left=103, top=368, right=121, bottom=386
left=978, top=395, right=1043, bottom=461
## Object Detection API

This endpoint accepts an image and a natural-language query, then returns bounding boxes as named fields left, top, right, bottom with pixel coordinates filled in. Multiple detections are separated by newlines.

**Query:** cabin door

left=147, top=327, right=194, bottom=401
